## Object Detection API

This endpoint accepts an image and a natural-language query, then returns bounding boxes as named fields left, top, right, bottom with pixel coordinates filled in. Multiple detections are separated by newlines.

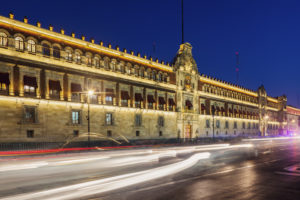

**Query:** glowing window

left=15, top=36, right=24, bottom=50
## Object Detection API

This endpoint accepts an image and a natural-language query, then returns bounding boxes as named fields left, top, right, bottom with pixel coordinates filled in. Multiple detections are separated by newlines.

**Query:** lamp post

left=211, top=102, right=217, bottom=142
left=87, top=90, right=94, bottom=147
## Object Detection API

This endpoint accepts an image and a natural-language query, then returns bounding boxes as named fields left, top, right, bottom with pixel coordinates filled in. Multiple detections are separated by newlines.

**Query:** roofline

left=0, top=15, right=173, bottom=72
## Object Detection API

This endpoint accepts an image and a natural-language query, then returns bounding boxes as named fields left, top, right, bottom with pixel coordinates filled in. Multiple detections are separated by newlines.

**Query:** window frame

left=71, top=110, right=81, bottom=125
left=23, top=106, right=37, bottom=124
left=158, top=116, right=164, bottom=127
left=105, top=113, right=113, bottom=125
left=135, top=114, right=142, bottom=127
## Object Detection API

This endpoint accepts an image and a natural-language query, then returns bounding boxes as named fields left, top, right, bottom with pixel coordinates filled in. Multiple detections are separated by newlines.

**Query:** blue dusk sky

left=1, top=0, right=300, bottom=106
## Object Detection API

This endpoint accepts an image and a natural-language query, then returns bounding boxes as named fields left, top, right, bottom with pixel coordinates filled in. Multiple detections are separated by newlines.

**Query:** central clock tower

left=172, top=43, right=199, bottom=139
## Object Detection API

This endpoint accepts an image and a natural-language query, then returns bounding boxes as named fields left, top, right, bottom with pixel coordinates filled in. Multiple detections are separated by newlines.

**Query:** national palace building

left=0, top=13, right=299, bottom=143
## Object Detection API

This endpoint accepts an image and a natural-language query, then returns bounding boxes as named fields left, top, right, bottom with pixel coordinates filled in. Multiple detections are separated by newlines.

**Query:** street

left=0, top=138, right=300, bottom=200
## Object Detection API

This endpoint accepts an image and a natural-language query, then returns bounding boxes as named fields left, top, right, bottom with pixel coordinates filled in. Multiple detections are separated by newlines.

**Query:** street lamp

left=87, top=90, right=94, bottom=147
left=264, top=115, right=269, bottom=136
left=211, top=102, right=217, bottom=142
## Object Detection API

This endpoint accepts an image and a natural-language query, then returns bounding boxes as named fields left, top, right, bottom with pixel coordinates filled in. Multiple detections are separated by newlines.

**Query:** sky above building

left=1, top=0, right=300, bottom=106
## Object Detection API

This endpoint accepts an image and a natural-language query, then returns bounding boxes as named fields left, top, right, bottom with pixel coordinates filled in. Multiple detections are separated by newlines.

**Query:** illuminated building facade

left=0, top=13, right=294, bottom=142
left=286, top=106, right=300, bottom=136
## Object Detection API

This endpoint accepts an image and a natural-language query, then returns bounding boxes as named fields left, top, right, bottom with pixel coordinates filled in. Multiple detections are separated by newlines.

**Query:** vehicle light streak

left=50, top=156, right=110, bottom=165
left=0, top=162, right=48, bottom=172
left=1, top=152, right=211, bottom=200
left=242, top=136, right=300, bottom=142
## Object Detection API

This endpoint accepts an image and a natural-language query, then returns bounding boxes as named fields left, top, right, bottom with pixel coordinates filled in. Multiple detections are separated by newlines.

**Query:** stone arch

left=0, top=28, right=11, bottom=37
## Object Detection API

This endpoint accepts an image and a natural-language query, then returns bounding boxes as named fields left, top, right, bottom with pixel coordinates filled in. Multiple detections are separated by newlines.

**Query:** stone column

left=19, top=72, right=24, bottom=97
left=67, top=80, right=71, bottom=101
left=45, top=76, right=50, bottom=99
left=143, top=88, right=146, bottom=109
left=59, top=79, right=64, bottom=101
left=165, top=93, right=168, bottom=111
left=130, top=85, right=133, bottom=108
left=80, top=85, right=84, bottom=103
left=116, top=82, right=120, bottom=106
left=155, top=90, right=158, bottom=110
left=118, top=90, right=121, bottom=106
left=8, top=70, right=14, bottom=96
left=36, top=73, right=41, bottom=98
left=113, top=96, right=116, bottom=106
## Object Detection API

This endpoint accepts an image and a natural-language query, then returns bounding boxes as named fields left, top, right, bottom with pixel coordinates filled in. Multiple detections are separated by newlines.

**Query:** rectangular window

left=158, top=116, right=164, bottom=127
left=159, top=131, right=163, bottom=136
left=234, top=121, right=237, bottom=129
left=71, top=110, right=81, bottom=124
left=26, top=130, right=34, bottom=138
left=206, top=119, right=210, bottom=128
left=24, top=106, right=37, bottom=123
left=248, top=122, right=251, bottom=129
left=105, top=89, right=114, bottom=105
left=23, top=76, right=37, bottom=96
left=0, top=83, right=7, bottom=91
left=105, top=113, right=113, bottom=125
left=136, top=130, right=140, bottom=137
left=135, top=114, right=142, bottom=126
left=242, top=122, right=245, bottom=129
left=225, top=121, right=229, bottom=129
left=216, top=120, right=220, bottom=128
left=107, top=130, right=112, bottom=137
left=73, top=130, right=79, bottom=137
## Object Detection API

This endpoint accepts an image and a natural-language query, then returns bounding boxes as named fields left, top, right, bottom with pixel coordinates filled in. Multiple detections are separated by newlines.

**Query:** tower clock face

left=185, top=62, right=192, bottom=71
left=185, top=75, right=191, bottom=89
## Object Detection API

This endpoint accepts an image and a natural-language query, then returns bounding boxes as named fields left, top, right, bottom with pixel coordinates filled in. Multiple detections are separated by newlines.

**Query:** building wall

left=0, top=96, right=177, bottom=142
left=0, top=14, right=293, bottom=143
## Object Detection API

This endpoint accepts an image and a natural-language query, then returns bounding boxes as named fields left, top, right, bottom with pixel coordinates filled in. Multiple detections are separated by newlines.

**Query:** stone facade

left=0, top=14, right=295, bottom=142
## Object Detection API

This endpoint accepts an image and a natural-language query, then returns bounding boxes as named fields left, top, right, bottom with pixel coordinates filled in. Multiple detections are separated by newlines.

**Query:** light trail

left=242, top=136, right=300, bottom=142
left=0, top=144, right=253, bottom=172
left=1, top=152, right=211, bottom=200
left=0, top=162, right=48, bottom=172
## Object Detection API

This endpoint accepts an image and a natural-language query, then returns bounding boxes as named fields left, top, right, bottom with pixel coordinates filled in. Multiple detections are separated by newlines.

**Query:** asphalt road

left=0, top=138, right=299, bottom=200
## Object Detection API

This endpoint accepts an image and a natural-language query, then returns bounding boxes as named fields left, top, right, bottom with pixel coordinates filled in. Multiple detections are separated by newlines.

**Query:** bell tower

left=173, top=42, right=199, bottom=139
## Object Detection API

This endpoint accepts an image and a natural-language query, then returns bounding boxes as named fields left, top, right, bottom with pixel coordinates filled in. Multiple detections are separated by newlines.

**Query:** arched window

left=120, top=64, right=125, bottom=73
left=158, top=73, right=162, bottom=82
left=65, top=50, right=72, bottom=61
left=139, top=68, right=144, bottom=77
left=75, top=52, right=81, bottom=64
left=126, top=66, right=131, bottom=74
left=15, top=36, right=24, bottom=50
left=152, top=71, right=156, bottom=81
left=104, top=58, right=110, bottom=69
left=135, top=68, right=139, bottom=76
left=53, top=46, right=60, bottom=58
left=86, top=55, right=92, bottom=66
left=94, top=57, right=100, bottom=68
left=111, top=61, right=116, bottom=71
left=0, top=32, right=8, bottom=47
left=163, top=75, right=168, bottom=82
left=27, top=40, right=36, bottom=53
left=42, top=43, right=50, bottom=56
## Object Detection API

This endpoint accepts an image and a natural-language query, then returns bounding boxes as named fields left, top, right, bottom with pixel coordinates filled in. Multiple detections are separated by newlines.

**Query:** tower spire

left=181, top=0, right=184, bottom=44
left=235, top=51, right=239, bottom=84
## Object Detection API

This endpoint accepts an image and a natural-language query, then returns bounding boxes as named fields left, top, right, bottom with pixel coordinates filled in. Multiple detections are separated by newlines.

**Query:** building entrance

left=185, top=124, right=192, bottom=138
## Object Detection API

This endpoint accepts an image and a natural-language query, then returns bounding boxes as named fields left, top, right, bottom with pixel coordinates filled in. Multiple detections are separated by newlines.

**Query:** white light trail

left=242, top=136, right=300, bottom=142
left=0, top=162, right=48, bottom=172
left=1, top=152, right=210, bottom=200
